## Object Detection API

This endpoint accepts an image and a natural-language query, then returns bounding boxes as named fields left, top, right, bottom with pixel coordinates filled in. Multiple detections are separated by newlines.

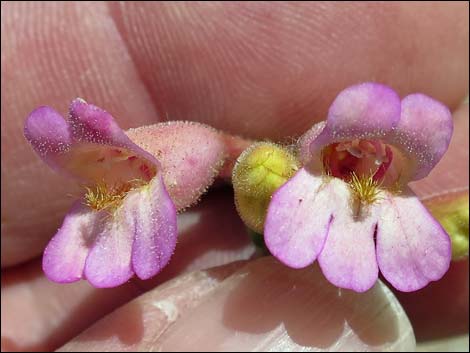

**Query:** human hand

left=2, top=2, right=468, bottom=351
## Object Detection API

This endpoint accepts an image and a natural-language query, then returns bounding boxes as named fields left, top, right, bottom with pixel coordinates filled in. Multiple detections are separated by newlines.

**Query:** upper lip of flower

left=25, top=98, right=161, bottom=188
left=24, top=98, right=178, bottom=288
left=304, top=83, right=453, bottom=183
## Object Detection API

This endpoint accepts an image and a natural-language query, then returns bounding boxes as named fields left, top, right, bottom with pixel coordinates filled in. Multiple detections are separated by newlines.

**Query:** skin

left=1, top=1, right=468, bottom=351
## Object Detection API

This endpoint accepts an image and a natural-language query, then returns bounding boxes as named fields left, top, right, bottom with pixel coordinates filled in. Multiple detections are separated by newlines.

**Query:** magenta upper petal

left=131, top=175, right=177, bottom=280
left=376, top=191, right=451, bottom=292
left=264, top=168, right=333, bottom=269
left=69, top=98, right=134, bottom=147
left=389, top=94, right=453, bottom=180
left=25, top=100, right=161, bottom=184
left=317, top=187, right=379, bottom=293
left=24, top=106, right=72, bottom=172
left=42, top=201, right=100, bottom=283
left=309, top=83, right=401, bottom=153
left=66, top=99, right=161, bottom=183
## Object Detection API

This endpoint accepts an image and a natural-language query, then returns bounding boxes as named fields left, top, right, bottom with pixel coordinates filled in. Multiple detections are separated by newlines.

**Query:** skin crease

left=0, top=1, right=468, bottom=351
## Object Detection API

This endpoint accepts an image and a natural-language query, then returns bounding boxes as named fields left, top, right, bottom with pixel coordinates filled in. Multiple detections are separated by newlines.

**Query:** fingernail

left=157, top=257, right=415, bottom=351
left=59, top=258, right=415, bottom=351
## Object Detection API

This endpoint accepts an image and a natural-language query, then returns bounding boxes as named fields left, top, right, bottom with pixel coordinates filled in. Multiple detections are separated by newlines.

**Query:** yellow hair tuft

left=348, top=172, right=382, bottom=205
left=83, top=179, right=146, bottom=211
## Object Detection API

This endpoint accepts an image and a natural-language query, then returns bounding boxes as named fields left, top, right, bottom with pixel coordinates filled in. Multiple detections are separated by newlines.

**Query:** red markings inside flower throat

left=322, top=139, right=393, bottom=182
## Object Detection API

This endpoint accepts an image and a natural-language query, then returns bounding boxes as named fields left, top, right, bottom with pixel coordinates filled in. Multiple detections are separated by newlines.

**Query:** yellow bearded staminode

left=84, top=179, right=146, bottom=212
left=348, top=172, right=382, bottom=205
left=232, top=142, right=299, bottom=233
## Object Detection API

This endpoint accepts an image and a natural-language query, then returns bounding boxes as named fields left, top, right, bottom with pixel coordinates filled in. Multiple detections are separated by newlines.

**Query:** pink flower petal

left=83, top=205, right=136, bottom=289
left=310, top=83, right=401, bottom=153
left=67, top=98, right=161, bottom=184
left=42, top=201, right=101, bottom=283
left=24, top=106, right=72, bottom=172
left=265, top=168, right=379, bottom=292
left=376, top=191, right=451, bottom=292
left=84, top=216, right=134, bottom=288
left=318, top=201, right=379, bottom=293
left=131, top=175, right=177, bottom=280
left=126, top=121, right=226, bottom=210
left=69, top=98, right=136, bottom=147
left=25, top=100, right=161, bottom=185
left=389, top=94, right=453, bottom=180
left=61, top=143, right=158, bottom=186
left=264, top=168, right=333, bottom=269
left=298, top=121, right=326, bottom=167
left=84, top=174, right=177, bottom=288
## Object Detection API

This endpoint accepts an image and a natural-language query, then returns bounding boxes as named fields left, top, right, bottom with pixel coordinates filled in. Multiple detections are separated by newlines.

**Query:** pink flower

left=24, top=98, right=225, bottom=288
left=264, top=83, right=453, bottom=292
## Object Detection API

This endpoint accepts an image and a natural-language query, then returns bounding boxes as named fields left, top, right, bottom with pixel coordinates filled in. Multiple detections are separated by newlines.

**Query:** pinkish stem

left=217, top=133, right=255, bottom=181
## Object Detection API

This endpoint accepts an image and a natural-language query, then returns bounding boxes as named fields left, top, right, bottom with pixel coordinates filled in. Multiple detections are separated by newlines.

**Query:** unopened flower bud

left=232, top=142, right=299, bottom=233
left=424, top=192, right=469, bottom=261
